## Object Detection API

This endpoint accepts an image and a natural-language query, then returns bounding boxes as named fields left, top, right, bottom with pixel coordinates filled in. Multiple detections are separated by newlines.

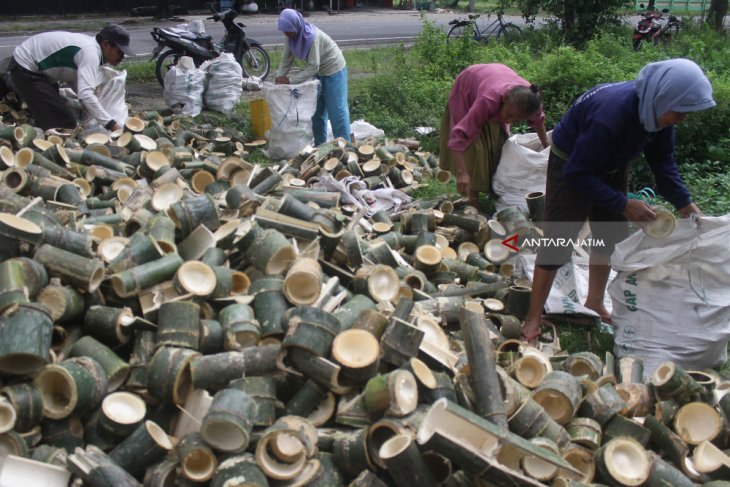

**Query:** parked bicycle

left=447, top=12, right=524, bottom=44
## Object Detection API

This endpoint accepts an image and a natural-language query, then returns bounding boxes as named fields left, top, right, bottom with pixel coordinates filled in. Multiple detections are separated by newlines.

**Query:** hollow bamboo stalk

left=145, top=213, right=177, bottom=253
left=229, top=376, right=278, bottom=427
left=146, top=347, right=200, bottom=406
left=65, top=148, right=133, bottom=175
left=643, top=414, right=690, bottom=467
left=595, top=437, right=650, bottom=486
left=577, top=383, right=627, bottom=426
left=285, top=380, right=329, bottom=418
left=248, top=228, right=296, bottom=275
left=168, top=194, right=220, bottom=237
left=604, top=414, right=651, bottom=447
left=108, top=421, right=173, bottom=479
left=459, top=307, right=508, bottom=430
left=532, top=371, right=583, bottom=426
left=201, top=388, right=255, bottom=453
left=651, top=361, right=704, bottom=405
left=567, top=417, right=602, bottom=451
left=189, top=345, right=280, bottom=391
left=251, top=277, right=288, bottom=337
left=83, top=305, right=135, bottom=347
left=283, top=306, right=340, bottom=357
left=618, top=357, right=644, bottom=384
left=34, top=244, right=105, bottom=293
left=508, top=397, right=571, bottom=448
left=0, top=256, right=48, bottom=297
left=69, top=336, right=130, bottom=392
left=333, top=428, right=372, bottom=477
left=67, top=445, right=140, bottom=487
left=34, top=357, right=108, bottom=419
left=364, top=370, right=418, bottom=417
left=645, top=451, right=695, bottom=487
left=198, top=319, right=224, bottom=355
left=380, top=434, right=439, bottom=487
left=111, top=253, right=184, bottom=298
left=98, top=391, right=147, bottom=440
left=333, top=294, right=377, bottom=331
left=177, top=432, right=218, bottom=482
left=211, top=453, right=268, bottom=487
left=1, top=383, right=43, bottom=433
left=36, top=284, right=85, bottom=323
left=219, top=303, right=260, bottom=350
left=40, top=224, right=94, bottom=257
left=156, top=301, right=200, bottom=350
left=0, top=302, right=53, bottom=375
left=380, top=317, right=425, bottom=367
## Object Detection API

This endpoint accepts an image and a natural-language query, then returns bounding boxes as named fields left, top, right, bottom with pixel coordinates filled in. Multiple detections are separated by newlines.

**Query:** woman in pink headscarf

left=275, top=9, right=351, bottom=146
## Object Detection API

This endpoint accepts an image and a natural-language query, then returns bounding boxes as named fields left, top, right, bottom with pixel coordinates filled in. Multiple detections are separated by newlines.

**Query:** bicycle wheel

left=239, top=45, right=270, bottom=80
left=447, top=24, right=469, bottom=43
left=155, top=50, right=181, bottom=87
left=497, top=23, right=523, bottom=44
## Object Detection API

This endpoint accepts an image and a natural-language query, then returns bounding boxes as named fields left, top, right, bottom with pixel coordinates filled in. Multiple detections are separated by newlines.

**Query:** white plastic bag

left=202, top=53, right=243, bottom=114
left=610, top=215, right=730, bottom=379
left=163, top=56, right=205, bottom=117
left=493, top=132, right=551, bottom=212
left=82, top=66, right=128, bottom=132
left=327, top=119, right=384, bottom=142
left=264, top=80, right=319, bottom=159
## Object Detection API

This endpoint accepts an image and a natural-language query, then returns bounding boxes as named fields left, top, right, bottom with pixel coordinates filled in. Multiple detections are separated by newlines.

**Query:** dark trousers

left=9, top=58, right=77, bottom=130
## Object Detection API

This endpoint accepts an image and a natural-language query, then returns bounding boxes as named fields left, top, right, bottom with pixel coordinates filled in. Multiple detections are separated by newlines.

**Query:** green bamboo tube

left=283, top=306, right=340, bottom=357
left=109, top=420, right=174, bottom=478
left=1, top=383, right=43, bottom=433
left=380, top=434, right=440, bottom=487
left=459, top=307, right=507, bottom=430
left=566, top=417, right=603, bottom=451
left=201, top=247, right=227, bottom=267
left=532, top=371, right=583, bottom=426
left=645, top=451, right=695, bottom=487
left=255, top=421, right=310, bottom=480
left=0, top=257, right=48, bottom=298
left=41, top=417, right=84, bottom=452
left=0, top=430, right=29, bottom=457
left=83, top=305, right=135, bottom=347
left=506, top=285, right=531, bottom=320
left=651, top=361, right=705, bottom=406
left=199, top=319, right=224, bottom=355
left=69, top=336, right=130, bottom=392
left=108, top=232, right=164, bottom=273
left=65, top=148, right=133, bottom=175
left=156, top=301, right=200, bottom=350
left=351, top=308, right=389, bottom=339
left=93, top=392, right=146, bottom=443
left=35, top=285, right=84, bottom=324
left=420, top=371, right=457, bottom=404
left=31, top=444, right=67, bottom=464
left=595, top=437, right=650, bottom=486
left=67, top=445, right=142, bottom=487
left=603, top=414, right=651, bottom=447
left=333, top=428, right=372, bottom=477
left=230, top=376, right=278, bottom=427
left=332, top=329, right=381, bottom=386
left=508, top=397, right=571, bottom=448
left=380, top=317, right=424, bottom=367
left=0, top=211, right=43, bottom=246
left=146, top=346, right=200, bottom=406
left=209, top=267, right=250, bottom=299
left=82, top=409, right=119, bottom=453
left=177, top=432, right=218, bottom=482
left=285, top=380, right=329, bottom=418
left=654, top=398, right=680, bottom=424
left=247, top=228, right=296, bottom=275
left=251, top=277, right=288, bottom=337
left=34, top=244, right=104, bottom=293
left=34, top=357, right=108, bottom=419
left=349, top=470, right=389, bottom=487
left=38, top=223, right=94, bottom=258
left=143, top=457, right=178, bottom=487
left=127, top=330, right=156, bottom=393
left=364, top=371, right=418, bottom=417
left=440, top=213, right=482, bottom=233
left=0, top=302, right=53, bottom=375
left=577, top=383, right=627, bottom=426
left=146, top=213, right=176, bottom=254
left=189, top=346, right=280, bottom=391
left=211, top=453, right=268, bottom=487
left=0, top=396, right=16, bottom=435
left=168, top=194, right=220, bottom=238
left=219, top=303, right=260, bottom=350
left=111, top=253, right=183, bottom=298
left=643, top=414, right=689, bottom=467
left=201, top=388, right=255, bottom=453
left=563, top=351, right=604, bottom=380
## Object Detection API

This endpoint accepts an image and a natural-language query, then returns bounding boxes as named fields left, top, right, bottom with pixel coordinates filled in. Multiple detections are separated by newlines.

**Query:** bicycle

left=447, top=12, right=524, bottom=44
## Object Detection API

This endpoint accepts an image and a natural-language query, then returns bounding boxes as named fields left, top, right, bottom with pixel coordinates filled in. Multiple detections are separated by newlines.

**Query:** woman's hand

left=275, top=76, right=289, bottom=84
left=678, top=202, right=702, bottom=218
left=456, top=168, right=470, bottom=195
left=623, top=199, right=657, bottom=222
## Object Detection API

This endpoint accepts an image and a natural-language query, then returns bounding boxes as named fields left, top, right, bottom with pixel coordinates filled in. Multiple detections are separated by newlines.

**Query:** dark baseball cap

left=99, top=23, right=134, bottom=56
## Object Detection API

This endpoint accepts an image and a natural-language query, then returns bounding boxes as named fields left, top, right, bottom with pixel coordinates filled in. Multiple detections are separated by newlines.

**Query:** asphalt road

left=0, top=9, right=532, bottom=60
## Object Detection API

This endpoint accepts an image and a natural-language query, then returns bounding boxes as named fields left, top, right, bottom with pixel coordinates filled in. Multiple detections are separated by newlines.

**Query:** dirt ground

left=126, top=80, right=169, bottom=114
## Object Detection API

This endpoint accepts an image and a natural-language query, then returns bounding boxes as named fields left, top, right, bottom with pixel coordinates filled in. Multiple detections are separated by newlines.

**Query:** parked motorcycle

left=151, top=8, right=270, bottom=86
left=632, top=4, right=681, bottom=50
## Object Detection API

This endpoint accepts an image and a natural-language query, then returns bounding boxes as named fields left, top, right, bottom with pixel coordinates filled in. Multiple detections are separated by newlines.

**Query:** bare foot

left=585, top=302, right=612, bottom=324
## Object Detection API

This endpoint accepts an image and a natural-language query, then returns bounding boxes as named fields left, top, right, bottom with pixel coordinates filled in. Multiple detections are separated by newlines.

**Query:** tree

left=706, top=0, right=728, bottom=33
left=510, top=0, right=626, bottom=46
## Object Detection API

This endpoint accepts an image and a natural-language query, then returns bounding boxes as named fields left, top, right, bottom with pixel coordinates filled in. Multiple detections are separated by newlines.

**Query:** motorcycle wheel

left=632, top=38, right=644, bottom=51
left=238, top=45, right=270, bottom=81
left=155, top=50, right=181, bottom=87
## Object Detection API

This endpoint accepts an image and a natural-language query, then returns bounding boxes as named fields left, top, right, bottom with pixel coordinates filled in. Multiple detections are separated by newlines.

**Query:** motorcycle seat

left=177, top=31, right=212, bottom=42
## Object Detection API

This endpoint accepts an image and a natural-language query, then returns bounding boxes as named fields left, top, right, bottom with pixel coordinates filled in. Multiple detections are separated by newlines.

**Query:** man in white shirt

left=9, top=23, right=133, bottom=131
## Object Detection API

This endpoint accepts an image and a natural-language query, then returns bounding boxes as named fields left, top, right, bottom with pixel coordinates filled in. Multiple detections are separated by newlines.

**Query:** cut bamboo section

left=212, top=453, right=269, bottom=487
left=673, top=402, right=723, bottom=445
left=177, top=432, right=218, bottom=482
left=151, top=182, right=183, bottom=211
left=146, top=346, right=200, bottom=406
left=68, top=336, right=130, bottom=392
left=34, top=357, right=108, bottom=419
left=1, top=383, right=43, bottom=433
left=693, top=440, right=730, bottom=474
left=332, top=329, right=380, bottom=386
left=363, top=370, right=418, bottom=417
left=98, top=391, right=146, bottom=440
left=379, top=434, right=439, bottom=487
left=174, top=260, right=217, bottom=297
left=201, top=388, right=255, bottom=453
left=34, top=244, right=105, bottom=293
left=283, top=257, right=322, bottom=306
left=521, top=437, right=560, bottom=482
left=532, top=371, right=582, bottom=425
left=595, top=437, right=650, bottom=486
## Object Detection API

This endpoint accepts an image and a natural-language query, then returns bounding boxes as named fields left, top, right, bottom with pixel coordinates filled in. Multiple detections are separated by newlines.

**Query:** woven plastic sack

left=82, top=66, right=128, bottom=132
left=264, top=80, right=319, bottom=159
left=202, top=53, right=243, bottom=114
left=163, top=56, right=205, bottom=117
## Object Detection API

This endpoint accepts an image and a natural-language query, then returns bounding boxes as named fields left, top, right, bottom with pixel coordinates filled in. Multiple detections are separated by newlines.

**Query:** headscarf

left=278, top=9, right=318, bottom=60
left=635, top=58, right=715, bottom=132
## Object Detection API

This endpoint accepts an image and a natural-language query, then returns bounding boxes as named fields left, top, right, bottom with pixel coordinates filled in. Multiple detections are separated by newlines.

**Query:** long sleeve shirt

left=447, top=63, right=545, bottom=152
left=14, top=31, right=114, bottom=127
left=275, top=29, right=346, bottom=84
left=552, top=81, right=691, bottom=214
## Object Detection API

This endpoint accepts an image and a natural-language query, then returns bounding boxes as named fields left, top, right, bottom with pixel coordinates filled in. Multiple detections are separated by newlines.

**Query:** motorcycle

left=151, top=8, right=270, bottom=86
left=632, top=4, right=681, bottom=50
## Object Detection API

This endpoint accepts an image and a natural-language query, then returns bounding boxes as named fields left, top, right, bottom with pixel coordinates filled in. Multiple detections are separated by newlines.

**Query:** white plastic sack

left=610, top=215, right=730, bottom=379
left=163, top=56, right=205, bottom=117
left=327, top=119, right=384, bottom=142
left=493, top=132, right=551, bottom=212
left=82, top=66, right=128, bottom=132
left=516, top=253, right=613, bottom=317
left=264, top=80, right=319, bottom=159
left=202, top=53, right=243, bottom=114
